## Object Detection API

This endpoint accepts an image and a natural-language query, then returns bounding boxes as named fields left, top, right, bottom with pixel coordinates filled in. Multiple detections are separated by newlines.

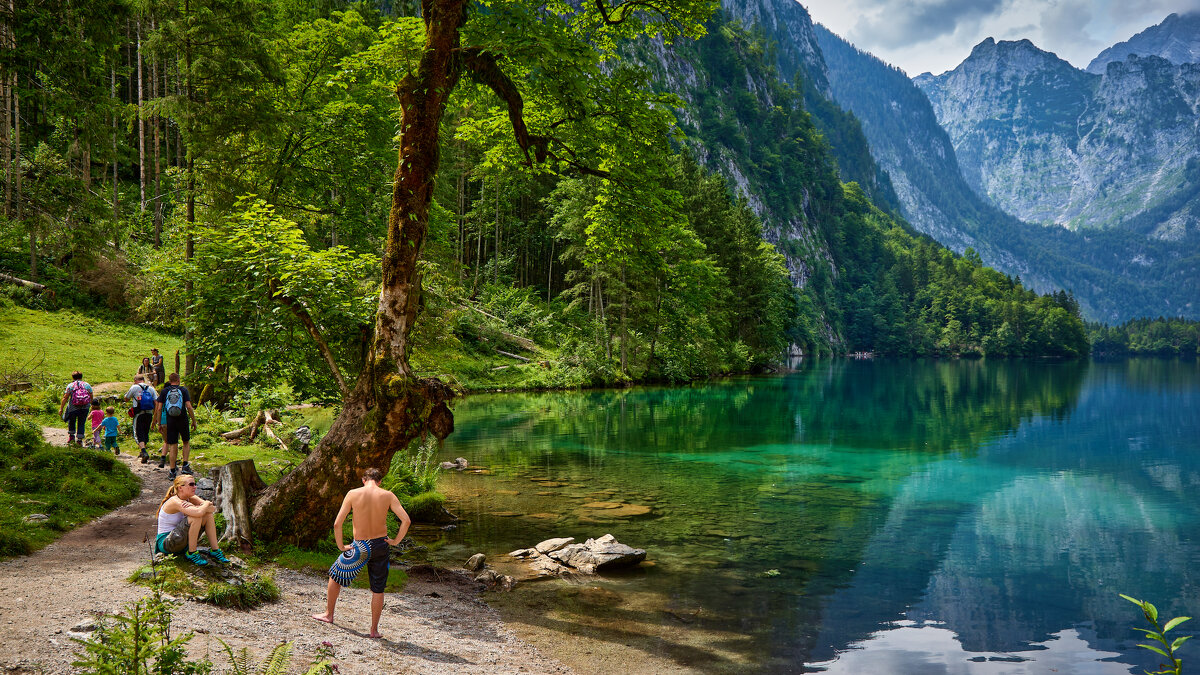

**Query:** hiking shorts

left=165, top=415, right=190, bottom=444
left=134, top=412, right=153, bottom=444
left=332, top=537, right=390, bottom=593
left=156, top=518, right=191, bottom=555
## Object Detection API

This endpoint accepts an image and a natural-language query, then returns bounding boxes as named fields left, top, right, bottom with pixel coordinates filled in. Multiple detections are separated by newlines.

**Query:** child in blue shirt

left=101, top=407, right=121, bottom=455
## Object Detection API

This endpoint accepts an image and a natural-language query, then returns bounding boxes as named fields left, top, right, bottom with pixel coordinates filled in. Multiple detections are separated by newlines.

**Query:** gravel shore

left=0, top=430, right=571, bottom=674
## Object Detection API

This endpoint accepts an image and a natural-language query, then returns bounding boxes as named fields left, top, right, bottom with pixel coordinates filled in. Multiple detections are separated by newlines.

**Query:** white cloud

left=803, top=0, right=1200, bottom=75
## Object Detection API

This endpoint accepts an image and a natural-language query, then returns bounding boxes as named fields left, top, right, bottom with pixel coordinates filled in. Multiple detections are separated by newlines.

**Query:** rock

left=548, top=535, right=645, bottom=573
left=439, top=462, right=458, bottom=470
left=534, top=537, right=575, bottom=554
left=489, top=511, right=522, bottom=517
left=508, top=548, right=539, bottom=559
left=581, top=502, right=623, bottom=509
left=465, top=553, right=487, bottom=572
left=70, top=619, right=98, bottom=633
left=454, top=457, right=469, bottom=468
left=195, top=477, right=216, bottom=503
left=23, top=513, right=49, bottom=523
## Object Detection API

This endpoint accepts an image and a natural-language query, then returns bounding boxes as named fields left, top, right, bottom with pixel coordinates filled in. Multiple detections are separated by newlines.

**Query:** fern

left=258, top=642, right=294, bottom=675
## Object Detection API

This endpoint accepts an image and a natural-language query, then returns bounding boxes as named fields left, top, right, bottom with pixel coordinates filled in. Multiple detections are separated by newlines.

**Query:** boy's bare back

left=344, top=484, right=401, bottom=541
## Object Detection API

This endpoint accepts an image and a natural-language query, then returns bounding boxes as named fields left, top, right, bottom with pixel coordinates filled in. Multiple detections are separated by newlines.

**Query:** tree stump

left=212, top=460, right=267, bottom=554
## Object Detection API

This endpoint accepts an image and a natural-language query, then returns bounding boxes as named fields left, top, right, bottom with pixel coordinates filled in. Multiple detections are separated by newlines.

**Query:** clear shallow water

left=425, top=359, right=1200, bottom=673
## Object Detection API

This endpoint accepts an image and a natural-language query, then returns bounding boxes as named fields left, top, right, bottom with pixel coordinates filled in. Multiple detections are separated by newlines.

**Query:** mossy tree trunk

left=251, top=0, right=466, bottom=547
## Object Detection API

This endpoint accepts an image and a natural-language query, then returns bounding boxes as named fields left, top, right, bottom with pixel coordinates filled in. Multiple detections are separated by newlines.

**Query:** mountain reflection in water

left=423, top=359, right=1199, bottom=674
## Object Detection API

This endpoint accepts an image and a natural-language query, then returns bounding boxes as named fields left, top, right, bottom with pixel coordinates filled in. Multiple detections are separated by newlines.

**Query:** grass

left=128, top=560, right=281, bottom=609
left=0, top=413, right=141, bottom=557
left=0, top=306, right=185, bottom=385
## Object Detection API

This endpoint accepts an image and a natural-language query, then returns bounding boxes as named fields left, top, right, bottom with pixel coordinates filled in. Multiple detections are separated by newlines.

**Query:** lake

left=423, top=359, right=1200, bottom=673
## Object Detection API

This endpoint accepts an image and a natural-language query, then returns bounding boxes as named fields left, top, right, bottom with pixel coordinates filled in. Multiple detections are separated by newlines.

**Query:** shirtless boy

left=311, top=467, right=411, bottom=638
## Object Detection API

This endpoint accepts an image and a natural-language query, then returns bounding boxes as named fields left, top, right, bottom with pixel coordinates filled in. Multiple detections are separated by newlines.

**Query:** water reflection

left=427, top=359, right=1199, bottom=673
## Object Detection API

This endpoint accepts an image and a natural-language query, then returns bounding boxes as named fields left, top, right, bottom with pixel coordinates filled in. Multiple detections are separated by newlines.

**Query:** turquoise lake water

left=427, top=359, right=1200, bottom=673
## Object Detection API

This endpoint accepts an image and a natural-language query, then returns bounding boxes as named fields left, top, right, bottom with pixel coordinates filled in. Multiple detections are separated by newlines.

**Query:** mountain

left=810, top=24, right=1197, bottom=321
left=1088, top=12, right=1200, bottom=74
left=916, top=38, right=1200, bottom=234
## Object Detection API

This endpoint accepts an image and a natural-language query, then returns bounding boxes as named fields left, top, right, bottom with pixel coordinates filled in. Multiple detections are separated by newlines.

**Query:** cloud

left=1036, top=0, right=1105, bottom=60
left=848, top=0, right=1009, bottom=49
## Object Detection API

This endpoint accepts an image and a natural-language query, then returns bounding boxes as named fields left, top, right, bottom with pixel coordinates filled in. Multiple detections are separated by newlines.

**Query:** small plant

left=1121, top=594, right=1192, bottom=675
left=219, top=639, right=333, bottom=675
left=72, top=558, right=212, bottom=674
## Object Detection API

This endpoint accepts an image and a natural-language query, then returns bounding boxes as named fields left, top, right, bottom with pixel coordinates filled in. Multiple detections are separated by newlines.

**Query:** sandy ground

left=0, top=427, right=572, bottom=674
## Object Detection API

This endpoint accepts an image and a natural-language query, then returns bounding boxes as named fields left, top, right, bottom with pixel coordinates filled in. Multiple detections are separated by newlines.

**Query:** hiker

left=58, top=371, right=94, bottom=447
left=153, top=372, right=196, bottom=480
left=101, top=406, right=121, bottom=455
left=311, top=467, right=411, bottom=638
left=137, top=357, right=157, bottom=386
left=124, top=374, right=157, bottom=463
left=150, top=348, right=166, bottom=388
left=88, top=401, right=104, bottom=449
left=155, top=474, right=230, bottom=566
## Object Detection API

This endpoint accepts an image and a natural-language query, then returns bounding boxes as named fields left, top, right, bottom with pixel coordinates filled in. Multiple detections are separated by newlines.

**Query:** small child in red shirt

left=89, top=401, right=104, bottom=449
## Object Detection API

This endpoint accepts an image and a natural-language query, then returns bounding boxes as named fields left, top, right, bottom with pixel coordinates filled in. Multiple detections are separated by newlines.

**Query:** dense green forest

left=0, top=1, right=1089, bottom=401
left=1089, top=318, right=1200, bottom=356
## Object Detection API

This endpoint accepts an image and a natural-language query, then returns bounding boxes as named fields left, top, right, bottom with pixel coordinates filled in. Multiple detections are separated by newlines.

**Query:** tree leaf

left=1163, top=617, right=1191, bottom=633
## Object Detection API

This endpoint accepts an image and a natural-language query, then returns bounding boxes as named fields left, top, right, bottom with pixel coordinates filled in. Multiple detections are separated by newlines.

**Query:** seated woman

left=156, top=475, right=231, bottom=566
left=138, top=357, right=157, bottom=386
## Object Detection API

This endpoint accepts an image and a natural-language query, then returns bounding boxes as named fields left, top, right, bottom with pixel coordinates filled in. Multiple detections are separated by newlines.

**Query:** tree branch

left=460, top=47, right=611, bottom=180
left=267, top=279, right=349, bottom=396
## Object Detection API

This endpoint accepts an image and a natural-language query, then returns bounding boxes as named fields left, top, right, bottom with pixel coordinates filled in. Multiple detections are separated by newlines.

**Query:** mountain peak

left=1087, top=12, right=1200, bottom=73
left=955, top=37, right=1074, bottom=77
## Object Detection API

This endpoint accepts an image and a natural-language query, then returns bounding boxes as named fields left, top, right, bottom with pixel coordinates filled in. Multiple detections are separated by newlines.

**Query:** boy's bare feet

left=311, top=614, right=334, bottom=624
left=368, top=631, right=382, bottom=639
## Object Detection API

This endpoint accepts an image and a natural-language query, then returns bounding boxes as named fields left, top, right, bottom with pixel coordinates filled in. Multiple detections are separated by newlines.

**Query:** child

left=89, top=401, right=104, bottom=449
left=101, top=406, right=121, bottom=455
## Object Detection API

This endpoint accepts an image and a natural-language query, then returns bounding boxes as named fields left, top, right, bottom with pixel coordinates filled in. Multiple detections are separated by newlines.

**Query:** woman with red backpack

left=58, top=371, right=94, bottom=447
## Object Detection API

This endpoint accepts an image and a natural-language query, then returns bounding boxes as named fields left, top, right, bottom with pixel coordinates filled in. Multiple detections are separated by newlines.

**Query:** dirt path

left=0, top=429, right=571, bottom=674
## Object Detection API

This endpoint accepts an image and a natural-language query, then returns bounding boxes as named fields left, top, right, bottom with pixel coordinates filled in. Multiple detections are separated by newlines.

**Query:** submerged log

left=212, top=459, right=267, bottom=554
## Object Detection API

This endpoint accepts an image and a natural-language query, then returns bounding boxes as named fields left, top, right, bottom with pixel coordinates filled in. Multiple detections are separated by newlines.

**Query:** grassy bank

left=0, top=306, right=185, bottom=384
left=0, top=414, right=140, bottom=557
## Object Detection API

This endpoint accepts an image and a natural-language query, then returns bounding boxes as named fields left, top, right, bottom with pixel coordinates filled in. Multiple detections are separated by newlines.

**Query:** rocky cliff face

left=916, top=39, right=1200, bottom=234
left=1087, top=12, right=1200, bottom=74
left=717, top=0, right=831, bottom=94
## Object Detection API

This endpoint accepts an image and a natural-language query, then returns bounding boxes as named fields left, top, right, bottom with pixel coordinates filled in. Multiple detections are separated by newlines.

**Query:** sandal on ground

left=184, top=551, right=209, bottom=566
left=208, top=549, right=231, bottom=564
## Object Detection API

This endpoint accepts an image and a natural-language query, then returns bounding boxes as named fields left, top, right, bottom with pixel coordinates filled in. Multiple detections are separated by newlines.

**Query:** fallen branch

left=261, top=410, right=289, bottom=452
left=496, top=349, right=530, bottom=362
left=221, top=411, right=265, bottom=440
left=0, top=273, right=48, bottom=293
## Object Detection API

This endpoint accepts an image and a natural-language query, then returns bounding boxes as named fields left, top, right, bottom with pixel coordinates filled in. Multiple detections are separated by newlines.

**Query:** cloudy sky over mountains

left=803, top=0, right=1200, bottom=75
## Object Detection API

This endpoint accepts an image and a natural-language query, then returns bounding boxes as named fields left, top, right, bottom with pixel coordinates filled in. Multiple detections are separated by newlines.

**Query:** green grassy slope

left=0, top=307, right=186, bottom=384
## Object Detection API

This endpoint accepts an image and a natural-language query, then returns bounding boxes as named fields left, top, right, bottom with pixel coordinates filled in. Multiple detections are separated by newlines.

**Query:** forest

left=0, top=0, right=1090, bottom=408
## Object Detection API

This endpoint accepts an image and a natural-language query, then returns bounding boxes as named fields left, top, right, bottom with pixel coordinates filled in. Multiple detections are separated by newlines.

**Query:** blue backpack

left=137, top=384, right=155, bottom=411
left=165, top=386, right=185, bottom=417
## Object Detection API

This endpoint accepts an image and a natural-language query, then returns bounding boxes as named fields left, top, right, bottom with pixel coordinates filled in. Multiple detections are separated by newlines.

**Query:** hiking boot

left=208, top=549, right=231, bottom=564
left=180, top=462, right=194, bottom=476
left=139, top=449, right=149, bottom=464
left=167, top=467, right=178, bottom=481
left=157, top=454, right=166, bottom=468
left=184, top=551, right=209, bottom=566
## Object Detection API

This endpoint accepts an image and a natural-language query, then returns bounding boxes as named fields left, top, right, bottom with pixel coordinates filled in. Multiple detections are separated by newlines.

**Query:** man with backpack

left=154, top=372, right=197, bottom=480
left=124, top=374, right=158, bottom=464
left=58, top=371, right=94, bottom=447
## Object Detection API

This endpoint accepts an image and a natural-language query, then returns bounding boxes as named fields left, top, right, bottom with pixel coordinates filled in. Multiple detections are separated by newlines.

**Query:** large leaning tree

left=251, top=0, right=715, bottom=546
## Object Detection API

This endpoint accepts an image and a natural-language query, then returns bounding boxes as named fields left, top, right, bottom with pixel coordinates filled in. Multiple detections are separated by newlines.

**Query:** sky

left=802, top=0, right=1200, bottom=76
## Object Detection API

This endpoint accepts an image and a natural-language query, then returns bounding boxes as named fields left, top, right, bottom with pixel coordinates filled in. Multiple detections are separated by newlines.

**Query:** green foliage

left=71, top=583, right=212, bottom=675
left=0, top=413, right=140, bottom=557
left=128, top=561, right=280, bottom=610
left=219, top=640, right=331, bottom=675
left=1121, top=594, right=1192, bottom=675
left=1090, top=318, right=1200, bottom=356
